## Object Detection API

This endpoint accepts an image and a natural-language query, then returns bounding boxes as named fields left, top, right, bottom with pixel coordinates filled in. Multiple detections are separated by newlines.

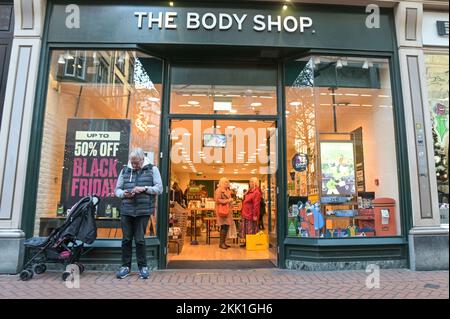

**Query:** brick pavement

left=0, top=269, right=448, bottom=299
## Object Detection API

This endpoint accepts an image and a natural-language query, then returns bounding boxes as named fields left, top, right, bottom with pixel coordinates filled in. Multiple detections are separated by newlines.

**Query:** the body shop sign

left=48, top=4, right=395, bottom=52
left=134, top=11, right=313, bottom=33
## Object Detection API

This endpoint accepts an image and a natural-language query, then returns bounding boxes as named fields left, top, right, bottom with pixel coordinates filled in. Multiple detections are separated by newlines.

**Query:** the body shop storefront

left=22, top=1, right=412, bottom=270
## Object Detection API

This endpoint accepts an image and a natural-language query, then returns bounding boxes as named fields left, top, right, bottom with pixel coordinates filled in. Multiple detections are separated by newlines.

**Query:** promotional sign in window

left=60, top=119, right=131, bottom=217
left=320, top=142, right=356, bottom=196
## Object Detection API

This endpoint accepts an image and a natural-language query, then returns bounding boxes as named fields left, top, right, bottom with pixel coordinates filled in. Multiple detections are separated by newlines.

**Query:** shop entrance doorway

left=166, top=119, right=278, bottom=268
left=163, top=62, right=279, bottom=269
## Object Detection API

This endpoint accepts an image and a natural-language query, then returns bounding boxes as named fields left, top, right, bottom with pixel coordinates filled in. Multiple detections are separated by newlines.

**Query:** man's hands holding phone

left=124, top=190, right=135, bottom=198
left=124, top=187, right=147, bottom=198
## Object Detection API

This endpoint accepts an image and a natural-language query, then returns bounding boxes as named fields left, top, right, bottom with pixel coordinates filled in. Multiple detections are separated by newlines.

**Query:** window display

left=425, top=53, right=449, bottom=225
left=285, top=56, right=400, bottom=238
left=34, top=50, right=163, bottom=239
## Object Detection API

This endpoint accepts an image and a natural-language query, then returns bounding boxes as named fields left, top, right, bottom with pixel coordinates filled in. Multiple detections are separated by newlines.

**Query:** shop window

left=425, top=53, right=449, bottom=225
left=170, top=64, right=277, bottom=115
left=34, top=50, right=163, bottom=239
left=285, top=56, right=401, bottom=238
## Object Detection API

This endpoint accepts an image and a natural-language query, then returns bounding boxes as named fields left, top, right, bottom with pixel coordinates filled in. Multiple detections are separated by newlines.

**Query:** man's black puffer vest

left=121, top=164, right=155, bottom=217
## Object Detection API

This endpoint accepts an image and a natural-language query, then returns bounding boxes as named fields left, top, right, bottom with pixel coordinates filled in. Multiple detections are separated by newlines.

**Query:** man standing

left=115, top=148, right=163, bottom=279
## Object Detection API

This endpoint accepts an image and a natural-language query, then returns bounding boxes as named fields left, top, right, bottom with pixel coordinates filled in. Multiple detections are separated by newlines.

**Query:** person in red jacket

left=239, top=177, right=262, bottom=247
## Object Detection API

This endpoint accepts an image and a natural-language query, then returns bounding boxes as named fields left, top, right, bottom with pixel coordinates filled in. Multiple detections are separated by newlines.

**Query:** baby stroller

left=20, top=195, right=99, bottom=281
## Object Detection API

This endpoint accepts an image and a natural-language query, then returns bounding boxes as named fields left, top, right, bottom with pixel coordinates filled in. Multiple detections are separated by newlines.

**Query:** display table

left=204, top=216, right=241, bottom=245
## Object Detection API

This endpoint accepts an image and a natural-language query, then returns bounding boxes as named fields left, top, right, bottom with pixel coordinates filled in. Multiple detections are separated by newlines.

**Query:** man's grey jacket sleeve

left=115, top=169, right=125, bottom=198
left=146, top=166, right=163, bottom=195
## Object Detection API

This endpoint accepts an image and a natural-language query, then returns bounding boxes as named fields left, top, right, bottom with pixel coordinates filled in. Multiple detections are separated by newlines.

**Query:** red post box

left=373, top=198, right=397, bottom=236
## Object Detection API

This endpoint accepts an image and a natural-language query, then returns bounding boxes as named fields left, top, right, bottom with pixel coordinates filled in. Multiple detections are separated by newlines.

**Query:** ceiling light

left=147, top=97, right=160, bottom=102
left=188, top=100, right=199, bottom=105
left=118, top=53, right=125, bottom=64
left=63, top=51, right=74, bottom=60
left=362, top=61, right=369, bottom=69
left=336, top=59, right=343, bottom=69
left=251, top=102, right=262, bottom=107
left=169, top=2, right=174, bottom=7
left=289, top=101, right=302, bottom=107
left=282, top=4, right=288, bottom=10
left=58, top=55, right=66, bottom=64
left=93, top=52, right=99, bottom=65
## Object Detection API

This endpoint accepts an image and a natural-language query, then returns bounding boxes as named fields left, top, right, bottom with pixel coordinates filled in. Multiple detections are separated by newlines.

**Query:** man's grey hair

left=129, top=148, right=145, bottom=160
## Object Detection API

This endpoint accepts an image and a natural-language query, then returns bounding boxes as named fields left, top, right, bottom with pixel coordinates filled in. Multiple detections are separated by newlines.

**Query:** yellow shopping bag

left=246, top=231, right=268, bottom=251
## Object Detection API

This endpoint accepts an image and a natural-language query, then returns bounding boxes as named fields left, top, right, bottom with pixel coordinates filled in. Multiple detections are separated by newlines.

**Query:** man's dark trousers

left=121, top=215, right=150, bottom=268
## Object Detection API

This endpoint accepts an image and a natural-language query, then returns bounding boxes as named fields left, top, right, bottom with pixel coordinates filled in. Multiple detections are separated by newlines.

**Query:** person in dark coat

left=114, top=148, right=162, bottom=279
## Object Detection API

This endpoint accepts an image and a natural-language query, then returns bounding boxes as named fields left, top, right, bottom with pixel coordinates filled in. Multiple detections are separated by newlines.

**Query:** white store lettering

left=135, top=11, right=313, bottom=33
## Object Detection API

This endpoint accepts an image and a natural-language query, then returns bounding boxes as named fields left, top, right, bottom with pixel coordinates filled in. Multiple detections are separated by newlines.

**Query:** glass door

left=267, top=124, right=278, bottom=265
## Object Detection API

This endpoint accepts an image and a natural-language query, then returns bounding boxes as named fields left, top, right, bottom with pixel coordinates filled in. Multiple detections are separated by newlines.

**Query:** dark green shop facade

left=23, top=0, right=412, bottom=270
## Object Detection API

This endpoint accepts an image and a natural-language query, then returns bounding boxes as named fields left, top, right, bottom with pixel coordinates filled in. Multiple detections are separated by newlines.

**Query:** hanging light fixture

left=362, top=60, right=373, bottom=69
left=93, top=52, right=100, bottom=65
left=58, top=54, right=66, bottom=64
left=63, top=51, right=74, bottom=60
left=118, top=53, right=126, bottom=65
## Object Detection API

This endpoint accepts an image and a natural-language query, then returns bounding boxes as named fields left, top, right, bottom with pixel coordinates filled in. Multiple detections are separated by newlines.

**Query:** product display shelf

left=168, top=203, right=188, bottom=254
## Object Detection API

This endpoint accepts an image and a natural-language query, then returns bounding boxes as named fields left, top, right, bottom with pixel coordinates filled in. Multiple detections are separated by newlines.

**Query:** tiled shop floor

left=0, top=269, right=448, bottom=299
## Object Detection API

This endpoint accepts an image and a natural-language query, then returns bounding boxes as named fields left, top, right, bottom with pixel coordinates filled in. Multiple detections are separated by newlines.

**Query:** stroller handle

left=91, top=195, right=100, bottom=207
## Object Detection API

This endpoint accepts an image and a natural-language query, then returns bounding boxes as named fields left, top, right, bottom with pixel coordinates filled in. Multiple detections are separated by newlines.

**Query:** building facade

left=0, top=0, right=448, bottom=274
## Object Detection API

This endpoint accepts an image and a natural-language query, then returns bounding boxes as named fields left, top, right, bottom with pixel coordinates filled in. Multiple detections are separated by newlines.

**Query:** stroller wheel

left=33, top=263, right=47, bottom=275
left=62, top=271, right=72, bottom=281
left=19, top=269, right=34, bottom=281
left=74, top=262, right=85, bottom=274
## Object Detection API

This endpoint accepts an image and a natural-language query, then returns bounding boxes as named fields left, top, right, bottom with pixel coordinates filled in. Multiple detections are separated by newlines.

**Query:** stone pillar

left=0, top=0, right=46, bottom=274
left=395, top=1, right=449, bottom=271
